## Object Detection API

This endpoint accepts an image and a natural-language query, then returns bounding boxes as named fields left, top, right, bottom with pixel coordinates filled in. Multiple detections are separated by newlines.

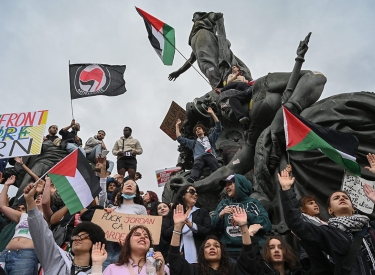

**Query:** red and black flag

left=69, top=64, right=126, bottom=100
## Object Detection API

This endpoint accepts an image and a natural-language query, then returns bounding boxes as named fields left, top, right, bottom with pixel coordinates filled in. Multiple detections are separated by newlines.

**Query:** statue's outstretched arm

left=168, top=52, right=197, bottom=81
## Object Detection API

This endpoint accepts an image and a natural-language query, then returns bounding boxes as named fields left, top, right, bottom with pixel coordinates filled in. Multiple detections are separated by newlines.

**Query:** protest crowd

left=1, top=8, right=375, bottom=275
left=0, top=113, right=375, bottom=275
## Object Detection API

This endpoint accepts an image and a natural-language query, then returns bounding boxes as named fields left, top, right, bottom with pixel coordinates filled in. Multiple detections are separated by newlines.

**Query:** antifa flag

left=282, top=105, right=361, bottom=176
left=136, top=7, right=175, bottom=65
left=69, top=64, right=126, bottom=100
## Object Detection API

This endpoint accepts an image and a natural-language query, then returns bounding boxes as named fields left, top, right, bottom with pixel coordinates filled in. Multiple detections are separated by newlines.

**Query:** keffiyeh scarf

left=328, top=214, right=369, bottom=233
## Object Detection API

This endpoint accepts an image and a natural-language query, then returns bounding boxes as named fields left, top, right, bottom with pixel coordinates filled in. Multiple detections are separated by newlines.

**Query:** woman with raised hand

left=103, top=225, right=169, bottom=275
left=279, top=167, right=375, bottom=275
left=169, top=203, right=260, bottom=275
left=23, top=181, right=107, bottom=275
left=162, top=185, right=211, bottom=264
left=0, top=175, right=42, bottom=275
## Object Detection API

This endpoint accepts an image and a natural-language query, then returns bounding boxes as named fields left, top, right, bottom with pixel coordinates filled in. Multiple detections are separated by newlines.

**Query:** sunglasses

left=186, top=189, right=198, bottom=196
left=71, top=233, right=90, bottom=242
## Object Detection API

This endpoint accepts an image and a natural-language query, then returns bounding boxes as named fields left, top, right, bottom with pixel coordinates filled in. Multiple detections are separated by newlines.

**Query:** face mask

left=122, top=193, right=136, bottom=200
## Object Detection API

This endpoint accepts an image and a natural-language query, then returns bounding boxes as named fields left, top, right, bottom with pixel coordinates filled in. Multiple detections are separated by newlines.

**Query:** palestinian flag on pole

left=136, top=7, right=175, bottom=65
left=282, top=105, right=361, bottom=176
left=48, top=149, right=101, bottom=214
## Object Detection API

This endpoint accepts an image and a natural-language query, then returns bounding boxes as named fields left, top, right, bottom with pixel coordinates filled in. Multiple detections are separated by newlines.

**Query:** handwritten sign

left=160, top=101, right=186, bottom=140
left=0, top=110, right=49, bottom=159
left=341, top=171, right=375, bottom=214
left=91, top=210, right=162, bottom=243
left=156, top=167, right=181, bottom=187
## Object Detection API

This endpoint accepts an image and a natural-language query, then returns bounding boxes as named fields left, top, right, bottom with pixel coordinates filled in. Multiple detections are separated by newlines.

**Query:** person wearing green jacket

left=211, top=174, right=271, bottom=259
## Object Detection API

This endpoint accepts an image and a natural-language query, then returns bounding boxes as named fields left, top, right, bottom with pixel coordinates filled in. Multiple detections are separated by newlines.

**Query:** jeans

left=65, top=143, right=86, bottom=157
left=86, top=144, right=114, bottom=173
left=102, top=242, right=121, bottom=270
left=190, top=154, right=219, bottom=181
left=0, top=248, right=38, bottom=275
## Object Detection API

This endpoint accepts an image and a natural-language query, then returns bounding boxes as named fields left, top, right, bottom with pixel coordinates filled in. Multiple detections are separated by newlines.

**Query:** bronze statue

left=168, top=12, right=251, bottom=88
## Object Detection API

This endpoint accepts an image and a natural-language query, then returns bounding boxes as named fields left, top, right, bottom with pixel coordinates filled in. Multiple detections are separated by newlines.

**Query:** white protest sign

left=341, top=171, right=375, bottom=214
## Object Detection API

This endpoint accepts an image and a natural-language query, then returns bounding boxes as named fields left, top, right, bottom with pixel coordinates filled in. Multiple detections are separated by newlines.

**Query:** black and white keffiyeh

left=328, top=214, right=370, bottom=233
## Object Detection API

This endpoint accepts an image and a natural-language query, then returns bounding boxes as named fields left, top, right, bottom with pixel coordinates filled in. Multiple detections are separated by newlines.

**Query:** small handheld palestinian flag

left=48, top=149, right=101, bottom=214
left=136, top=7, right=175, bottom=65
left=282, top=105, right=361, bottom=176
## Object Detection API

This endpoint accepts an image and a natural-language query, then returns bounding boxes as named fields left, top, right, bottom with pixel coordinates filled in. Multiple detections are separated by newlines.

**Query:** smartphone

left=101, top=150, right=109, bottom=157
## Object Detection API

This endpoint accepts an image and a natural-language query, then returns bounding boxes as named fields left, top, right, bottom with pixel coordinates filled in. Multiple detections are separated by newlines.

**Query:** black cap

left=219, top=174, right=235, bottom=187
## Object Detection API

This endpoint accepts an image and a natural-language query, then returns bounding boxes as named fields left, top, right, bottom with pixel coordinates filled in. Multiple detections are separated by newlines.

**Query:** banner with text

left=341, top=171, right=375, bottom=214
left=160, top=101, right=186, bottom=140
left=91, top=209, right=162, bottom=243
left=156, top=166, right=181, bottom=187
left=0, top=110, right=49, bottom=159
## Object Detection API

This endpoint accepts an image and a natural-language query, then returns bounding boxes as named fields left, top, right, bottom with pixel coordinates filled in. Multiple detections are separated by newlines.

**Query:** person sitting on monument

left=175, top=107, right=222, bottom=183
left=84, top=130, right=114, bottom=176
left=211, top=174, right=272, bottom=259
left=43, top=125, right=60, bottom=142
left=59, top=119, right=85, bottom=156
left=215, top=65, right=254, bottom=125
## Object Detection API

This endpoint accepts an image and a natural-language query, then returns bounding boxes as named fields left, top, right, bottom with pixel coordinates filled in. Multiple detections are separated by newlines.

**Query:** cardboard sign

left=0, top=110, right=49, bottom=159
left=91, top=209, right=162, bottom=244
left=156, top=166, right=181, bottom=187
left=160, top=101, right=186, bottom=140
left=341, top=171, right=375, bottom=214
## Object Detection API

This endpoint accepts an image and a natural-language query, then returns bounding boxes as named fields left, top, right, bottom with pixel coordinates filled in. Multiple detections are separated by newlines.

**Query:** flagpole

left=17, top=149, right=79, bottom=200
left=69, top=60, right=75, bottom=119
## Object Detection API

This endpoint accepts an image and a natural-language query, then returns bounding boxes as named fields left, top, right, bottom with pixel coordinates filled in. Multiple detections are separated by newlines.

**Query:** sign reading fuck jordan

left=0, top=110, right=49, bottom=158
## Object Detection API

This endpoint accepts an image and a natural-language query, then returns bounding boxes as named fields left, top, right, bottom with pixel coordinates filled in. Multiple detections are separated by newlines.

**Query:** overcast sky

left=1, top=1, right=374, bottom=199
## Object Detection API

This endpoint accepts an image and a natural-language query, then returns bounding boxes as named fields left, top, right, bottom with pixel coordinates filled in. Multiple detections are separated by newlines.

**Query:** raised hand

left=24, top=183, right=37, bottom=204
left=365, top=153, right=375, bottom=174
left=278, top=168, right=295, bottom=191
left=14, top=157, right=24, bottom=165
left=4, top=175, right=16, bottom=186
left=91, top=242, right=107, bottom=266
left=248, top=224, right=263, bottom=236
left=364, top=184, right=375, bottom=204
left=174, top=204, right=187, bottom=225
left=232, top=206, right=247, bottom=225
left=206, top=107, right=215, bottom=116
left=296, top=32, right=311, bottom=59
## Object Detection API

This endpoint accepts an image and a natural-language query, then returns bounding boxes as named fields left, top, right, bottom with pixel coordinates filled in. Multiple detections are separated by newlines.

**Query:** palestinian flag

left=136, top=7, right=175, bottom=65
left=48, top=149, right=101, bottom=214
left=283, top=105, right=361, bottom=176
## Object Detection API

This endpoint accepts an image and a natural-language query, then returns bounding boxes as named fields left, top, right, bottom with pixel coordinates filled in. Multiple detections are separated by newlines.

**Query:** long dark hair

left=197, top=235, right=232, bottom=275
left=172, top=184, right=194, bottom=212
left=262, top=236, right=297, bottom=270
left=116, top=225, right=153, bottom=266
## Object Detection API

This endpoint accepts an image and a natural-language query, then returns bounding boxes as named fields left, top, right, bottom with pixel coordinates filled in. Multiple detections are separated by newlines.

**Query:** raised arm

left=0, top=175, right=22, bottom=222
left=14, top=157, right=39, bottom=181
left=168, top=204, right=191, bottom=275
left=60, top=119, right=75, bottom=133
left=206, top=107, right=219, bottom=122
left=42, top=176, right=53, bottom=223
left=175, top=119, right=182, bottom=138
left=50, top=206, right=68, bottom=225
left=365, top=153, right=375, bottom=174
